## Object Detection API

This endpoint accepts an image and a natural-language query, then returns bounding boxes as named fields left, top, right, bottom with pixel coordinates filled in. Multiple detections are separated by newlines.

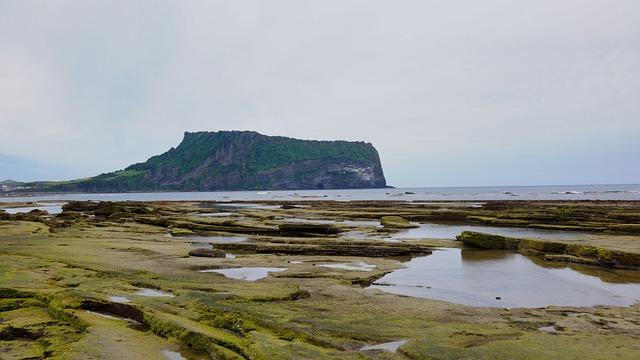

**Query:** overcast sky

left=1, top=1, right=638, bottom=186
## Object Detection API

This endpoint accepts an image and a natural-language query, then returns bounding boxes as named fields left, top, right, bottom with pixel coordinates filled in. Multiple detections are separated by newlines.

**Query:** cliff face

left=35, top=131, right=387, bottom=192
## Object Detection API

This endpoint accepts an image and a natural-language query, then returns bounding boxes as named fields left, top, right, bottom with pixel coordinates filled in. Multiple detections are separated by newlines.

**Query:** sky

left=0, top=0, right=638, bottom=187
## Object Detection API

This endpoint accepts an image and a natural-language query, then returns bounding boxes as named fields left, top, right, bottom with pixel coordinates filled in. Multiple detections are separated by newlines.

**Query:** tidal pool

left=108, top=295, right=131, bottom=303
left=184, top=235, right=251, bottom=244
left=360, top=339, right=407, bottom=352
left=2, top=204, right=64, bottom=214
left=162, top=350, right=186, bottom=360
left=369, top=248, right=640, bottom=308
left=199, top=267, right=287, bottom=281
left=192, top=212, right=235, bottom=217
left=136, top=288, right=174, bottom=297
left=391, top=223, right=587, bottom=240
left=318, top=262, right=377, bottom=271
left=276, top=217, right=382, bottom=228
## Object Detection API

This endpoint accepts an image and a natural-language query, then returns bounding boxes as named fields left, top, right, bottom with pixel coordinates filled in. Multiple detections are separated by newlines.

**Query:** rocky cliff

left=29, top=131, right=387, bottom=192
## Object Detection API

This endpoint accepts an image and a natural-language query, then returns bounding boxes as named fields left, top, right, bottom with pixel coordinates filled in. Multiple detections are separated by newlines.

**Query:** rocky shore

left=1, top=199, right=640, bottom=359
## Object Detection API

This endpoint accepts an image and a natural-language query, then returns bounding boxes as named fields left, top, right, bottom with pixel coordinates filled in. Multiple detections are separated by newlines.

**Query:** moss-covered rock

left=456, top=231, right=520, bottom=250
left=380, top=216, right=418, bottom=229
left=278, top=223, right=343, bottom=235
left=189, top=248, right=226, bottom=258
left=519, top=239, right=567, bottom=253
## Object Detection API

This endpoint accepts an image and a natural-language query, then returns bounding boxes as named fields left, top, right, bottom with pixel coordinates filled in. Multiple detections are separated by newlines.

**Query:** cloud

left=0, top=0, right=638, bottom=186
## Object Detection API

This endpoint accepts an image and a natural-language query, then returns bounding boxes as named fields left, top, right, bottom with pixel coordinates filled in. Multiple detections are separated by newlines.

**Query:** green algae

left=2, top=200, right=640, bottom=359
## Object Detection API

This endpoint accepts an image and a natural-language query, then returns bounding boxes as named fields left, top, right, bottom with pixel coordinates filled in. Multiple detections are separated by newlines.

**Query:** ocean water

left=1, top=184, right=639, bottom=203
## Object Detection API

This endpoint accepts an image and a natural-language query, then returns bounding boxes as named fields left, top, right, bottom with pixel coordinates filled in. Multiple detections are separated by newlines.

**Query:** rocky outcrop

left=188, top=248, right=227, bottom=258
left=380, top=216, right=419, bottom=229
left=27, top=131, right=388, bottom=192
left=456, top=231, right=640, bottom=269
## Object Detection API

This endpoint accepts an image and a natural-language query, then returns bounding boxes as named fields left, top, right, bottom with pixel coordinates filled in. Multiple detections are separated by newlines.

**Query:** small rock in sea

left=495, top=296, right=501, bottom=300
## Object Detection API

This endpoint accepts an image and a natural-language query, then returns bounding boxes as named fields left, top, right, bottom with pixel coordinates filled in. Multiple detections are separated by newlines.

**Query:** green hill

left=25, top=131, right=387, bottom=192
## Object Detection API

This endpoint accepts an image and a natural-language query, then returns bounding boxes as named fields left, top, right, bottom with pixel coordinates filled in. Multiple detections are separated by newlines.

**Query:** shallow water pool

left=369, top=248, right=640, bottom=308
left=391, top=223, right=587, bottom=240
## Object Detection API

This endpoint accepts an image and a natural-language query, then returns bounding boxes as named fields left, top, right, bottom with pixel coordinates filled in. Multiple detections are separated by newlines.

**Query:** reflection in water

left=199, top=267, right=287, bottom=281
left=360, top=339, right=407, bottom=352
left=369, top=248, right=640, bottom=308
left=391, top=223, right=587, bottom=240
left=183, top=235, right=250, bottom=244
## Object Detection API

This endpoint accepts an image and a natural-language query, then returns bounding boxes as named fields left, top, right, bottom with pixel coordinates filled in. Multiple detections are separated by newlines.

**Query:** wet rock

left=281, top=203, right=299, bottom=209
left=62, top=201, right=99, bottom=212
left=212, top=241, right=432, bottom=257
left=189, top=248, right=227, bottom=258
left=456, top=231, right=520, bottom=250
left=279, top=223, right=343, bottom=235
left=93, top=202, right=115, bottom=216
left=55, top=211, right=83, bottom=220
left=380, top=216, right=418, bottom=229
left=170, top=227, right=195, bottom=236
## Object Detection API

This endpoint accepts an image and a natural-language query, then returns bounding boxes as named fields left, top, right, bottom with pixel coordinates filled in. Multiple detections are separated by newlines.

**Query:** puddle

left=108, top=296, right=131, bottom=303
left=162, top=350, right=186, bottom=360
left=276, top=217, right=381, bottom=228
left=189, top=242, right=236, bottom=258
left=360, top=339, right=407, bottom=352
left=85, top=310, right=124, bottom=320
left=199, top=267, right=287, bottom=281
left=184, top=235, right=251, bottom=244
left=2, top=204, right=64, bottom=214
left=136, top=288, right=174, bottom=298
left=289, top=260, right=304, bottom=264
left=318, top=262, right=377, bottom=271
left=390, top=223, right=587, bottom=240
left=192, top=212, right=235, bottom=217
left=211, top=203, right=280, bottom=210
left=538, top=325, right=558, bottom=333
left=369, top=248, right=640, bottom=308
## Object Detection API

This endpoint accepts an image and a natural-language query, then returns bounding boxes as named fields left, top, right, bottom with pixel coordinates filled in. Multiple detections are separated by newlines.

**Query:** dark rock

left=188, top=248, right=226, bottom=258
left=456, top=231, right=520, bottom=250
left=62, top=201, right=99, bottom=212
left=279, top=223, right=343, bottom=235
left=290, top=289, right=311, bottom=300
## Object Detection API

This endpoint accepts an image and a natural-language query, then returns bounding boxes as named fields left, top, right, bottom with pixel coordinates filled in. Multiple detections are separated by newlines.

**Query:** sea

left=1, top=184, right=639, bottom=203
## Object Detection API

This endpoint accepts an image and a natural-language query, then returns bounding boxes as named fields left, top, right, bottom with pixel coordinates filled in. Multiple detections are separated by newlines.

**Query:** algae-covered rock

left=380, top=216, right=418, bottom=229
left=279, top=223, right=343, bottom=235
left=170, top=227, right=195, bottom=236
left=62, top=201, right=98, bottom=212
left=189, top=248, right=226, bottom=258
left=456, top=231, right=520, bottom=250
left=519, top=239, right=567, bottom=253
